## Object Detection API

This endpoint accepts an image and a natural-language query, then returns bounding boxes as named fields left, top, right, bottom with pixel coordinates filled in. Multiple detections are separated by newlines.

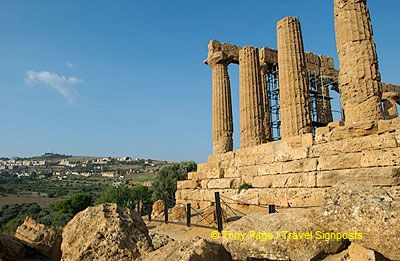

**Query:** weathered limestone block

left=282, top=158, right=318, bottom=173
left=197, top=161, right=220, bottom=172
left=224, top=167, right=240, bottom=178
left=252, top=172, right=316, bottom=188
left=317, top=153, right=363, bottom=171
left=286, top=188, right=327, bottom=207
left=223, top=211, right=344, bottom=261
left=237, top=166, right=258, bottom=178
left=207, top=178, right=240, bottom=189
left=239, top=46, right=266, bottom=148
left=319, top=184, right=400, bottom=260
left=377, top=117, right=400, bottom=134
left=211, top=62, right=234, bottom=154
left=187, top=171, right=204, bottom=181
left=206, top=168, right=224, bottom=179
left=177, top=180, right=199, bottom=189
left=230, top=189, right=260, bottom=205
left=152, top=200, right=165, bottom=217
left=277, top=17, right=312, bottom=140
left=233, top=155, right=257, bottom=167
left=258, top=162, right=283, bottom=175
left=323, top=243, right=384, bottom=261
left=334, top=0, right=383, bottom=124
left=257, top=188, right=326, bottom=207
left=317, top=167, right=400, bottom=187
left=327, top=121, right=378, bottom=141
left=200, top=179, right=209, bottom=188
left=309, top=132, right=398, bottom=157
left=361, top=147, right=400, bottom=167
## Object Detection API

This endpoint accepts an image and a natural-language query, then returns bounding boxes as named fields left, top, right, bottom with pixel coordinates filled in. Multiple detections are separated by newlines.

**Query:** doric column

left=277, top=17, right=312, bottom=140
left=260, top=63, right=271, bottom=141
left=239, top=46, right=266, bottom=148
left=211, top=62, right=233, bottom=154
left=334, top=0, right=383, bottom=124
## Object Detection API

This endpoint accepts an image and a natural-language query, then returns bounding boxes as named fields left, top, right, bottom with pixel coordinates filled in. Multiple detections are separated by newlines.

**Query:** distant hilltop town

left=0, top=153, right=172, bottom=181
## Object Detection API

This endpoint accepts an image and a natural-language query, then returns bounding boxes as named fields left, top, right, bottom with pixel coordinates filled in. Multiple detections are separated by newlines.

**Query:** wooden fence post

left=164, top=199, right=168, bottom=224
left=186, top=203, right=191, bottom=227
left=214, top=192, right=223, bottom=232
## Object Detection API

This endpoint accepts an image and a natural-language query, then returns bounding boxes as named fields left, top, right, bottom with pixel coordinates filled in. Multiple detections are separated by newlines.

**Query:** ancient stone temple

left=175, top=0, right=400, bottom=214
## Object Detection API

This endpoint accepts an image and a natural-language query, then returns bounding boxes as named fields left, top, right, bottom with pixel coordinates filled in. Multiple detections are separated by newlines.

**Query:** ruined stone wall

left=176, top=118, right=400, bottom=214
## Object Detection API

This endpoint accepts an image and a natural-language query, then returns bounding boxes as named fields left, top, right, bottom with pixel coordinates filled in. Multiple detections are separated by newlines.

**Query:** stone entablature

left=205, top=41, right=338, bottom=81
left=176, top=118, right=400, bottom=213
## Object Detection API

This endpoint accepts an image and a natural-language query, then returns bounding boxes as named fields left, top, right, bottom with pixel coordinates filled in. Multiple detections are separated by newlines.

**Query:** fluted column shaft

left=211, top=63, right=233, bottom=154
left=239, top=46, right=266, bottom=148
left=277, top=17, right=312, bottom=140
left=334, top=0, right=383, bottom=124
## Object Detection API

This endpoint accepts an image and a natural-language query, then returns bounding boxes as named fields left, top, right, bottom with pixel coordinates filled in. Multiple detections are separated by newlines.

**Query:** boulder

left=319, top=184, right=400, bottom=260
left=152, top=200, right=165, bottom=218
left=222, top=210, right=345, bottom=261
left=170, top=204, right=186, bottom=221
left=141, top=236, right=232, bottom=261
left=0, top=233, right=47, bottom=261
left=61, top=203, right=153, bottom=261
left=323, top=243, right=391, bottom=261
left=15, top=216, right=61, bottom=259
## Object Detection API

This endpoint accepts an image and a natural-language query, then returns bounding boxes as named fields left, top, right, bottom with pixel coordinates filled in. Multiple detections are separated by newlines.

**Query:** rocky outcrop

left=14, top=217, right=61, bottom=259
left=148, top=231, right=174, bottom=250
left=319, top=184, right=400, bottom=260
left=222, top=210, right=345, bottom=261
left=141, top=236, right=232, bottom=261
left=61, top=203, right=153, bottom=261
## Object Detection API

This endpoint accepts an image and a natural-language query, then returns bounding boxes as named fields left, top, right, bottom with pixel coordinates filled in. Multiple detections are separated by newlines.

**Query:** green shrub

left=237, top=182, right=253, bottom=193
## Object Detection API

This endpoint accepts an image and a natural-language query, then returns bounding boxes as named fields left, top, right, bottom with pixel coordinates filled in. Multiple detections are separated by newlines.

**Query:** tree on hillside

left=151, top=161, right=196, bottom=206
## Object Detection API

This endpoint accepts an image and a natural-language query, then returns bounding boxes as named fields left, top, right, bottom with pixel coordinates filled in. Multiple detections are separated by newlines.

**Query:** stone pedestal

left=277, top=17, right=312, bottom=140
left=334, top=0, right=383, bottom=124
left=239, top=46, right=266, bottom=148
left=211, top=63, right=233, bottom=154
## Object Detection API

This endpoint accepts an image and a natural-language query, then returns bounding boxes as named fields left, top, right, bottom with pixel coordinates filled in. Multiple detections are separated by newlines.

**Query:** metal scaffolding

left=263, top=65, right=336, bottom=141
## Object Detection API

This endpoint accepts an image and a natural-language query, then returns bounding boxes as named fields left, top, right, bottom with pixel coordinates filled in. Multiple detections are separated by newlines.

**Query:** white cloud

left=24, top=70, right=83, bottom=104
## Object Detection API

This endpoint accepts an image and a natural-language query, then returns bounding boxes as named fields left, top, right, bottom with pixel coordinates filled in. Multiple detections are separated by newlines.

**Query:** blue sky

left=0, top=1, right=398, bottom=162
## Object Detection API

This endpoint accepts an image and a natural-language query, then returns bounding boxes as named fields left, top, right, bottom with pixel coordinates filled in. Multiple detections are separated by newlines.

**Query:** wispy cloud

left=24, top=70, right=83, bottom=104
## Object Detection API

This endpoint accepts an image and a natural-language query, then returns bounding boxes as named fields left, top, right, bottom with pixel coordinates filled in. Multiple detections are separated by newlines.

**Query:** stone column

left=239, top=46, right=266, bottom=148
left=260, top=63, right=271, bottom=141
left=334, top=0, right=383, bottom=124
left=277, top=17, right=312, bottom=140
left=211, top=62, right=234, bottom=154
